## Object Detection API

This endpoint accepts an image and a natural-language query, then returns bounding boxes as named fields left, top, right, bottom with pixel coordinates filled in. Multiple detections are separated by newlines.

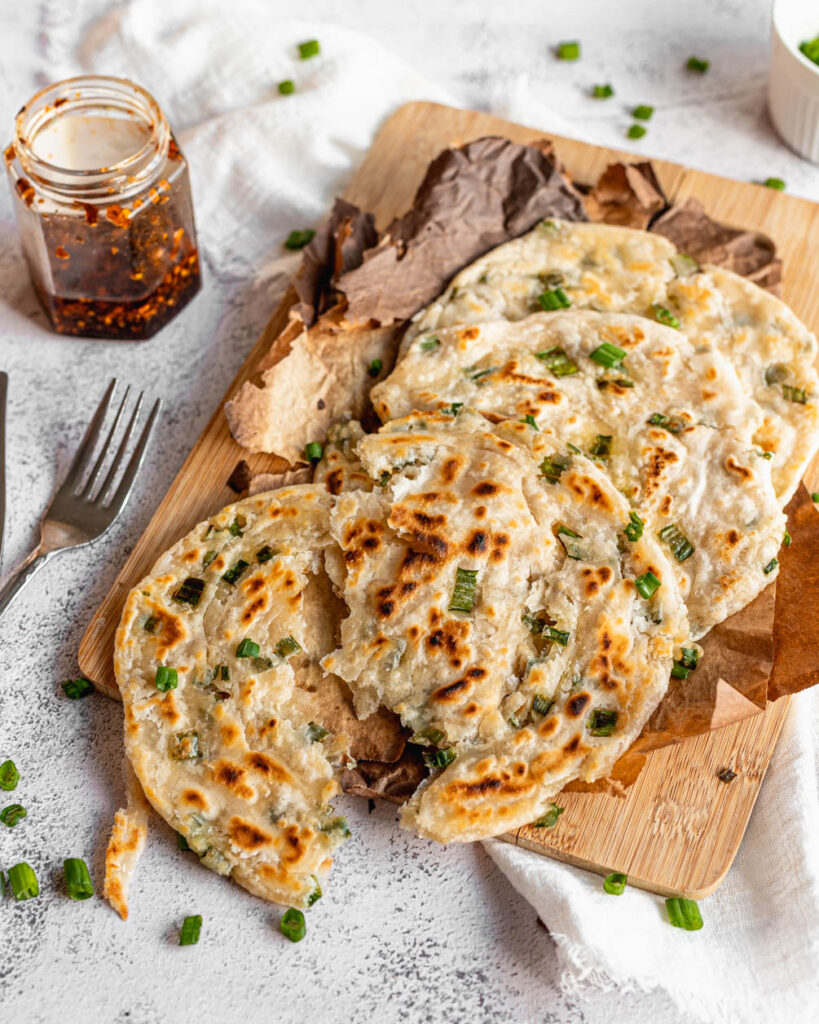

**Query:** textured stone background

left=1, top=2, right=817, bottom=1022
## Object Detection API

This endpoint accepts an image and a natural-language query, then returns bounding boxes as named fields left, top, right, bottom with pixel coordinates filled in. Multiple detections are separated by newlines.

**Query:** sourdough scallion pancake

left=114, top=486, right=351, bottom=908
left=405, top=218, right=819, bottom=503
left=320, top=412, right=687, bottom=840
left=372, top=312, right=786, bottom=638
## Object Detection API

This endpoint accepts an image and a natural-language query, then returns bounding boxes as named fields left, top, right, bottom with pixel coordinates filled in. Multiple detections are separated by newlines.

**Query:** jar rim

left=13, top=75, right=170, bottom=201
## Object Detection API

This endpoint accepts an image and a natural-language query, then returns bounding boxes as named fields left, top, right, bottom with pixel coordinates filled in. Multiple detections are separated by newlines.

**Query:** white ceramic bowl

left=769, top=0, right=819, bottom=163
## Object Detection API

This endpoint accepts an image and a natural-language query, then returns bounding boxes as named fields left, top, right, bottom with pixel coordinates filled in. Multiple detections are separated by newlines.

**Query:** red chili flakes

left=55, top=246, right=70, bottom=260
left=15, top=177, right=35, bottom=206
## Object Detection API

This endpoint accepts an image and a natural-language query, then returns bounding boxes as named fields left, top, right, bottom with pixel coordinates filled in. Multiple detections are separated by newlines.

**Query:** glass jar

left=4, top=76, right=201, bottom=340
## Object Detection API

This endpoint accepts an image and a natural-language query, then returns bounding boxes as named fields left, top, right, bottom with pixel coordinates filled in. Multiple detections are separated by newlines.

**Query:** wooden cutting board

left=79, top=100, right=819, bottom=899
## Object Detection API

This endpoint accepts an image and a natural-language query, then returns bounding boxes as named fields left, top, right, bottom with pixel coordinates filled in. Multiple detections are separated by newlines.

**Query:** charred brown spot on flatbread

left=325, top=468, right=344, bottom=494
left=725, top=455, right=752, bottom=480
left=581, top=564, right=613, bottom=597
left=245, top=751, right=290, bottom=782
left=490, top=532, right=511, bottom=562
left=536, top=390, right=561, bottom=403
left=457, top=326, right=480, bottom=341
left=228, top=816, right=273, bottom=850
left=441, top=456, right=464, bottom=483
left=465, top=529, right=489, bottom=554
left=567, top=692, right=591, bottom=717
left=566, top=473, right=614, bottom=513
left=181, top=788, right=209, bottom=811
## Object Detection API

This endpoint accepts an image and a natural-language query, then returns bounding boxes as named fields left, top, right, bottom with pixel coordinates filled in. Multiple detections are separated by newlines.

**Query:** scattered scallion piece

left=627, top=124, right=647, bottom=139
left=718, top=767, right=737, bottom=783
left=812, top=493, right=819, bottom=503
left=172, top=577, right=205, bottom=607
left=143, top=614, right=160, bottom=633
left=8, top=862, right=38, bottom=901
left=321, top=816, right=351, bottom=837
left=368, top=358, right=383, bottom=378
left=61, top=677, right=94, bottom=700
left=624, top=511, right=644, bottom=541
left=64, top=858, right=94, bottom=900
left=423, top=747, right=457, bottom=770
left=800, top=37, right=819, bottom=65
left=170, top=731, right=200, bottom=761
left=589, top=341, right=626, bottom=368
left=533, top=803, right=564, bottom=828
left=556, top=40, right=580, bottom=60
left=783, top=529, right=792, bottom=548
left=763, top=557, right=779, bottom=575
left=538, top=286, right=571, bottom=311
left=308, top=877, right=322, bottom=906
left=155, top=665, right=178, bottom=692
left=276, top=636, right=302, bottom=658
left=281, top=908, right=306, bottom=942
left=603, top=872, right=627, bottom=895
left=531, top=695, right=554, bottom=716
left=236, top=638, right=260, bottom=658
left=670, top=253, right=699, bottom=277
left=665, top=897, right=703, bottom=930
left=671, top=662, right=690, bottom=680
left=419, top=336, right=440, bottom=352
left=304, top=441, right=324, bottom=464
left=217, top=664, right=230, bottom=681
left=449, top=567, right=479, bottom=613
left=307, top=722, right=329, bottom=743
left=763, top=177, right=786, bottom=191
left=588, top=708, right=618, bottom=736
left=592, top=83, right=614, bottom=98
left=256, top=545, right=277, bottom=563
left=536, top=346, right=579, bottom=376
left=679, top=647, right=699, bottom=671
left=540, top=454, right=570, bottom=484
left=557, top=524, right=586, bottom=560
left=522, top=414, right=539, bottom=429
left=278, top=79, right=295, bottom=95
left=647, top=411, right=684, bottom=434
left=658, top=523, right=695, bottom=562
left=221, top=559, right=249, bottom=586
left=298, top=39, right=320, bottom=59
left=177, top=832, right=190, bottom=851
left=442, top=402, right=463, bottom=416
left=589, top=434, right=613, bottom=459
left=687, top=56, right=709, bottom=73
left=203, top=549, right=218, bottom=570
left=228, top=517, right=244, bottom=537
left=545, top=626, right=570, bottom=646
left=632, top=104, right=653, bottom=121
left=179, top=914, right=203, bottom=946
left=0, top=760, right=20, bottom=791
left=782, top=384, right=807, bottom=404
left=465, top=365, right=497, bottom=382
left=652, top=305, right=680, bottom=329
left=634, top=570, right=661, bottom=599
left=0, top=804, right=26, bottom=828
left=284, top=229, right=315, bottom=250
left=764, top=364, right=787, bottom=386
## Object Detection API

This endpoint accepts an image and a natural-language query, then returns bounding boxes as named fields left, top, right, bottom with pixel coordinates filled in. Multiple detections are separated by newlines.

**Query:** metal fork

left=0, top=379, right=161, bottom=620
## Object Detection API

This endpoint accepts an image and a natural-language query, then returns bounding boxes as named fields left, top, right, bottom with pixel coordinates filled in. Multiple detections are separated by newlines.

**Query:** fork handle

left=0, top=548, right=54, bottom=621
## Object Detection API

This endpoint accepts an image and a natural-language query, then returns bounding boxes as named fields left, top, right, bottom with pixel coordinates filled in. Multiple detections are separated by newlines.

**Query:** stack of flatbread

left=110, top=218, right=819, bottom=912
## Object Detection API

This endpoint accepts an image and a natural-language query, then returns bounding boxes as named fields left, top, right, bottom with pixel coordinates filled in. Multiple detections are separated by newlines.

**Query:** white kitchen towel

left=32, top=3, right=819, bottom=1022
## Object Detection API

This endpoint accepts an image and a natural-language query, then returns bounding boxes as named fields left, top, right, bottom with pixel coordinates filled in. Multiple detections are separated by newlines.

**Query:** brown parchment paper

left=225, top=138, right=818, bottom=805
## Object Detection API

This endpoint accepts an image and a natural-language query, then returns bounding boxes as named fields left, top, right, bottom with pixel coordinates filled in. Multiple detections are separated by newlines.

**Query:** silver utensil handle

left=0, top=549, right=53, bottom=621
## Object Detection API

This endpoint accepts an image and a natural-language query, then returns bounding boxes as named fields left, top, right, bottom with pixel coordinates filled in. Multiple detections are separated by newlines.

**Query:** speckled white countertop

left=1, top=2, right=817, bottom=1023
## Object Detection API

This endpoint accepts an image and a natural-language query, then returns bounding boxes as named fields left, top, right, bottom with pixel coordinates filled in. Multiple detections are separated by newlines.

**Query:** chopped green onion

left=545, top=626, right=570, bottom=646
left=686, top=56, right=709, bottom=73
left=278, top=79, right=295, bottom=96
left=671, top=662, right=690, bottom=680
left=228, top=516, right=244, bottom=537
left=588, top=708, right=618, bottom=736
left=596, top=376, right=634, bottom=390
left=647, top=411, right=684, bottom=434
left=763, top=557, right=779, bottom=575
left=179, top=914, right=203, bottom=945
left=536, top=346, right=579, bottom=376
left=665, top=897, right=703, bottom=930
left=670, top=253, right=699, bottom=277
left=449, top=567, right=479, bottom=613
left=377, top=470, right=391, bottom=487
left=221, top=559, right=249, bottom=586
left=783, top=529, right=792, bottom=547
left=298, top=39, right=320, bottom=59
left=307, top=722, right=329, bottom=743
left=217, top=664, right=230, bottom=682
left=276, top=636, right=302, bottom=658
left=256, top=545, right=277, bottom=563
left=539, top=454, right=569, bottom=484
left=308, top=877, right=322, bottom=906
left=321, top=815, right=351, bottom=837
left=284, top=229, right=315, bottom=250
left=170, top=731, right=200, bottom=760
left=624, top=511, right=644, bottom=542
left=143, top=614, right=160, bottom=633
left=592, top=83, right=614, bottom=98
left=252, top=656, right=274, bottom=672
left=764, top=364, right=788, bottom=386
left=680, top=647, right=699, bottom=670
left=533, top=803, right=564, bottom=828
left=718, top=767, right=737, bottom=783
left=442, top=402, right=463, bottom=416
left=538, top=286, right=571, bottom=311
left=155, top=665, right=178, bottom=692
left=658, top=523, right=695, bottom=562
left=521, top=414, right=539, bottom=429
left=465, top=365, right=497, bottom=382
left=627, top=124, right=647, bottom=139
left=763, top=177, right=786, bottom=191
left=783, top=384, right=807, bottom=404
left=589, top=341, right=626, bottom=368
left=281, top=908, right=306, bottom=942
left=632, top=105, right=653, bottom=121
left=0, top=760, right=20, bottom=791
left=414, top=726, right=446, bottom=747
left=236, top=638, right=260, bottom=658
left=603, top=872, right=627, bottom=895
left=634, top=570, right=661, bottom=599
left=556, top=40, right=580, bottom=60
left=8, top=862, right=38, bottom=901
left=0, top=804, right=26, bottom=828
left=177, top=832, right=190, bottom=851
left=419, top=336, right=440, bottom=352
left=423, top=747, right=457, bottom=769
left=507, top=712, right=523, bottom=729
left=64, top=858, right=94, bottom=900
left=61, top=676, right=94, bottom=700
left=812, top=493, right=819, bottom=503
left=589, top=434, right=613, bottom=459
left=304, top=441, right=324, bottom=463
left=531, top=694, right=554, bottom=716
left=172, top=577, right=205, bottom=607
left=652, top=305, right=680, bottom=329
left=800, top=37, right=819, bottom=65
left=368, top=359, right=383, bottom=377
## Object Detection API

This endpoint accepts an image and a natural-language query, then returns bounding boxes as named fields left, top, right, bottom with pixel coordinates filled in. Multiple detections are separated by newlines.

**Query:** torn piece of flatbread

left=104, top=760, right=150, bottom=921
left=225, top=324, right=401, bottom=464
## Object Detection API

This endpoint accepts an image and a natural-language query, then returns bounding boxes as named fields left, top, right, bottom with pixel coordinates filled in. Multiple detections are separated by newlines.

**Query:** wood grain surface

left=79, top=100, right=818, bottom=897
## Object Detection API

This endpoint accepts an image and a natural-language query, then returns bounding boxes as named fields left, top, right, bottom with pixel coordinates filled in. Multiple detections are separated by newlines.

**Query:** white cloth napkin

left=34, top=3, right=819, bottom=1020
